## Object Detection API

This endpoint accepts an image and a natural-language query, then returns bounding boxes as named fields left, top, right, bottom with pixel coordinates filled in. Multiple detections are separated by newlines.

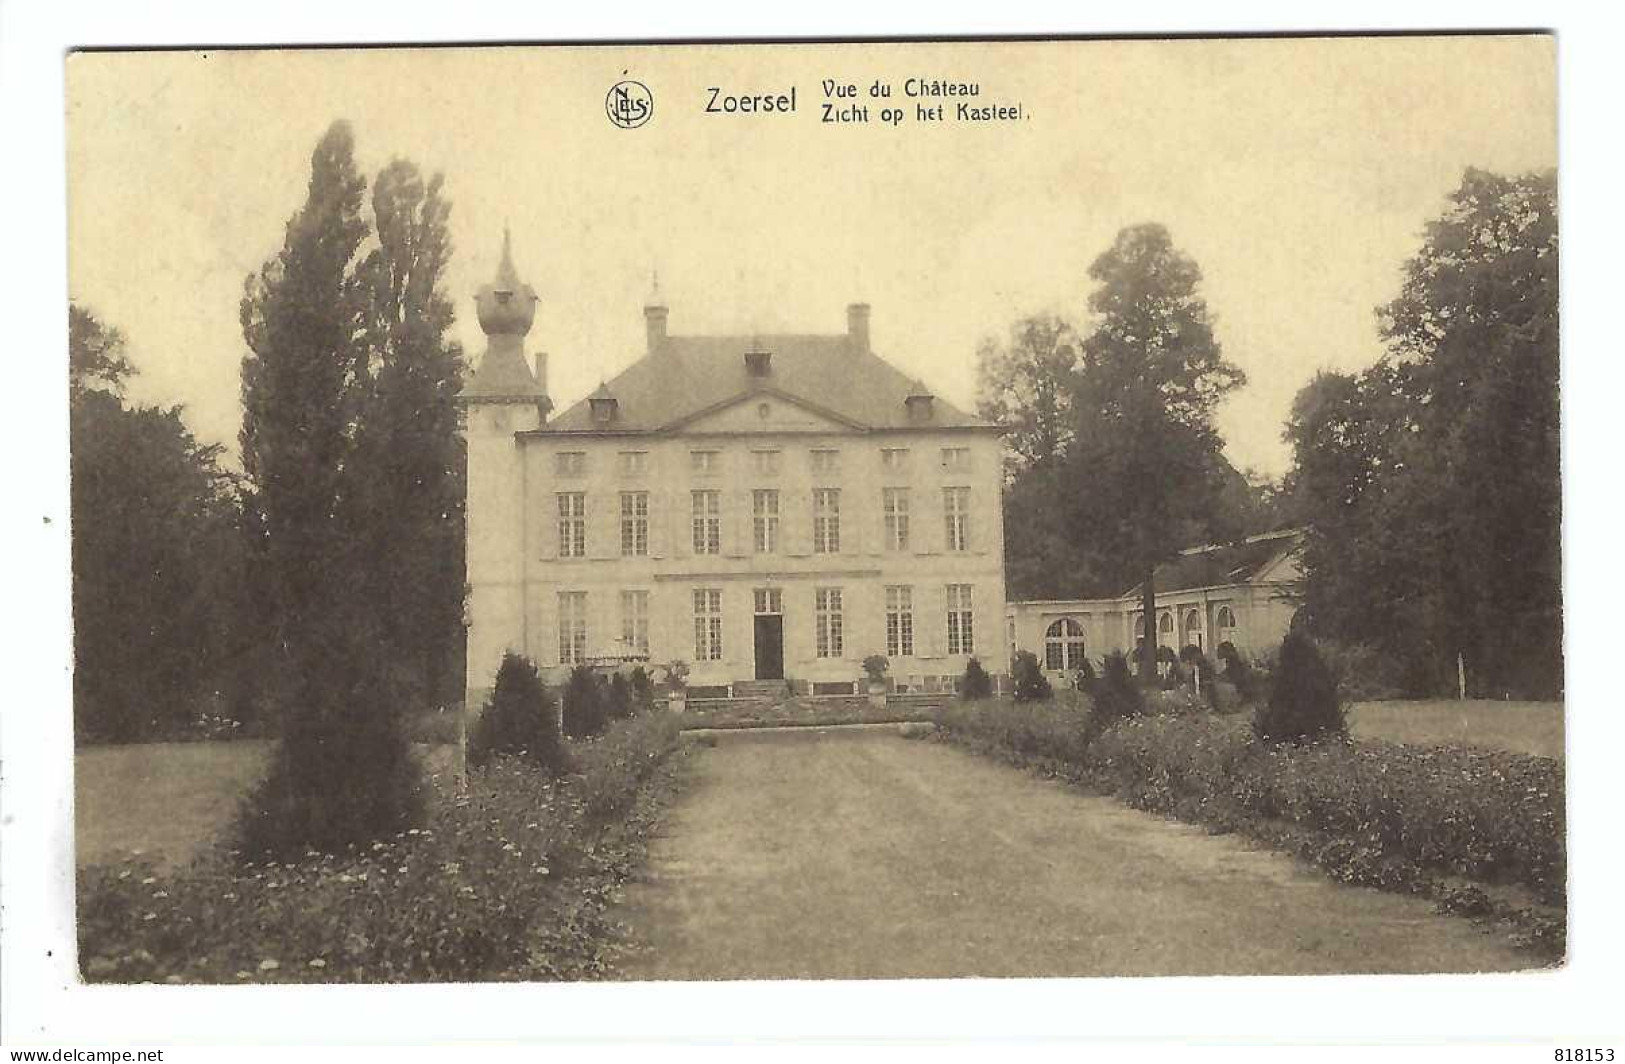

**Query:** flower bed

left=78, top=714, right=687, bottom=983
left=934, top=698, right=1566, bottom=958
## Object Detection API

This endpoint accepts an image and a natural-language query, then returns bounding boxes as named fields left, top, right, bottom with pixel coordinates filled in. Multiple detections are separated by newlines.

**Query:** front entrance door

left=754, top=615, right=784, bottom=680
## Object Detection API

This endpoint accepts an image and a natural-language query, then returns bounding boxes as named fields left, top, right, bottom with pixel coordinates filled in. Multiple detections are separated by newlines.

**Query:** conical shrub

left=1253, top=632, right=1346, bottom=744
left=468, top=651, right=565, bottom=772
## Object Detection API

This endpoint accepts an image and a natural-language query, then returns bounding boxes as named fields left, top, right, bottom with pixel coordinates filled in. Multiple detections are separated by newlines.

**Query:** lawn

left=75, top=740, right=456, bottom=868
left=1346, top=700, right=1564, bottom=759
left=78, top=715, right=692, bottom=983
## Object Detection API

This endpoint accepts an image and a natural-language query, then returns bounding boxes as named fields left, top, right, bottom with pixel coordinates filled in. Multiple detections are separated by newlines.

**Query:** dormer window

left=589, top=382, right=618, bottom=424
left=745, top=349, right=772, bottom=377
left=905, top=380, right=935, bottom=422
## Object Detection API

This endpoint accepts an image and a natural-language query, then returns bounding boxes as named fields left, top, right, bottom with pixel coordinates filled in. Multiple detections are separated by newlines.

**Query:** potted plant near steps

left=664, top=659, right=690, bottom=714
left=862, top=654, right=890, bottom=709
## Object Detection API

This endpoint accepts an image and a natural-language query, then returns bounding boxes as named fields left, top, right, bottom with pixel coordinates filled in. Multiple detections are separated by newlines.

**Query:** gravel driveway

left=611, top=727, right=1535, bottom=980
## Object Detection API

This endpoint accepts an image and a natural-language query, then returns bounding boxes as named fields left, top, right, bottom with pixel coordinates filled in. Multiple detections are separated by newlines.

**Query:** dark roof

left=1123, top=529, right=1305, bottom=598
left=541, top=333, right=989, bottom=433
left=461, top=346, right=544, bottom=401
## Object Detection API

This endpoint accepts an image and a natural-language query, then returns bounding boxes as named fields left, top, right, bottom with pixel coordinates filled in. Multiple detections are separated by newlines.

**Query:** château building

left=459, top=236, right=1007, bottom=704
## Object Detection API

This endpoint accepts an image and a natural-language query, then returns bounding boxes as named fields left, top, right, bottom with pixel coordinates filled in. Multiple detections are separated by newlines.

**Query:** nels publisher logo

left=606, top=78, right=653, bottom=129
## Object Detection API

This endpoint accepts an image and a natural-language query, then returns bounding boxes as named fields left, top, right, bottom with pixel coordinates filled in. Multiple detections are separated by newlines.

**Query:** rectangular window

left=886, top=585, right=915, bottom=658
left=751, top=449, right=781, bottom=475
left=691, top=490, right=722, bottom=554
left=815, top=587, right=844, bottom=659
left=809, top=448, right=841, bottom=474
left=621, top=590, right=650, bottom=656
left=690, top=449, right=720, bottom=475
left=813, top=488, right=841, bottom=554
left=882, top=487, right=911, bottom=551
left=752, top=489, right=780, bottom=553
left=940, top=447, right=971, bottom=472
left=558, top=591, right=587, bottom=665
left=555, top=451, right=587, bottom=477
left=754, top=587, right=783, bottom=615
left=620, top=491, right=649, bottom=556
left=880, top=447, right=911, bottom=471
left=557, top=492, right=586, bottom=558
left=944, top=487, right=971, bottom=552
left=693, top=588, right=723, bottom=661
left=947, top=584, right=975, bottom=656
left=618, top=450, right=648, bottom=476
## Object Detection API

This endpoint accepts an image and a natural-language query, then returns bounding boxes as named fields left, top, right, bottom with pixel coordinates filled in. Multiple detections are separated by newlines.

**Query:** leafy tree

left=975, top=314, right=1081, bottom=472
left=1064, top=224, right=1246, bottom=679
left=236, top=121, right=423, bottom=853
left=1382, top=168, right=1561, bottom=698
left=1286, top=169, right=1561, bottom=698
left=977, top=315, right=1114, bottom=599
left=68, top=305, right=134, bottom=397
left=70, top=307, right=246, bottom=742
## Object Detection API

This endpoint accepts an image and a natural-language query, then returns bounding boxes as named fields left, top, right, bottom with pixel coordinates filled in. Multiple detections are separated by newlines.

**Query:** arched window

left=1183, top=608, right=1204, bottom=649
left=1157, top=612, right=1175, bottom=646
left=1045, top=617, right=1086, bottom=671
left=1215, top=605, right=1236, bottom=629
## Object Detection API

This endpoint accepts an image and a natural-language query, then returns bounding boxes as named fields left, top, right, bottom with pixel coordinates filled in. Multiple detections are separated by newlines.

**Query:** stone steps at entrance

left=731, top=680, right=792, bottom=699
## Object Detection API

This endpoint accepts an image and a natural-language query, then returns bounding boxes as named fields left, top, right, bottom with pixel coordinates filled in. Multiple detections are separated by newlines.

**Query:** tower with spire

left=460, top=232, right=551, bottom=709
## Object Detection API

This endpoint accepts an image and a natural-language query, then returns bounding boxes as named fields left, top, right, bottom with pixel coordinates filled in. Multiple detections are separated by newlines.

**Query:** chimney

left=644, top=303, right=668, bottom=354
left=847, top=303, right=871, bottom=353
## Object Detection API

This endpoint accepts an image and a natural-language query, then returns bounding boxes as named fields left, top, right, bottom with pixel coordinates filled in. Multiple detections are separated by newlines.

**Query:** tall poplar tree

left=350, top=160, right=466, bottom=706
left=1064, top=224, right=1245, bottom=679
left=236, top=122, right=423, bottom=854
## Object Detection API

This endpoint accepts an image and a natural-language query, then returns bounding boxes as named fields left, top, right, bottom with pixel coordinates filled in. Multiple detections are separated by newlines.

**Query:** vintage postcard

left=61, top=35, right=1560, bottom=991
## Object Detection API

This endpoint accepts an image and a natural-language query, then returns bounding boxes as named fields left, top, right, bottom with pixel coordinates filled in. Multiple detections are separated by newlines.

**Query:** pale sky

left=66, top=37, right=1555, bottom=476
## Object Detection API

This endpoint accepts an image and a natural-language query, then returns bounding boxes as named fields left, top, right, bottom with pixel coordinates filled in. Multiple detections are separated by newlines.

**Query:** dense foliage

left=79, top=714, right=686, bottom=983
left=70, top=308, right=249, bottom=743
left=1087, top=651, right=1145, bottom=738
left=1285, top=169, right=1561, bottom=698
left=1010, top=650, right=1053, bottom=702
left=1253, top=633, right=1346, bottom=744
left=562, top=665, right=609, bottom=738
left=961, top=657, right=994, bottom=701
left=469, top=652, right=565, bottom=772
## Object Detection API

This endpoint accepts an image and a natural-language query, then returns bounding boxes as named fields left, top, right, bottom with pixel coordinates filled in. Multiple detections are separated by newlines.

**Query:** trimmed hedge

left=78, top=714, right=688, bottom=983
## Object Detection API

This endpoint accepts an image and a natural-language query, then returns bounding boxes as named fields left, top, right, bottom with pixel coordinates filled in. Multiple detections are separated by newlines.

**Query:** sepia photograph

left=55, top=34, right=1565, bottom=990
left=4, top=15, right=1607, bottom=1048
